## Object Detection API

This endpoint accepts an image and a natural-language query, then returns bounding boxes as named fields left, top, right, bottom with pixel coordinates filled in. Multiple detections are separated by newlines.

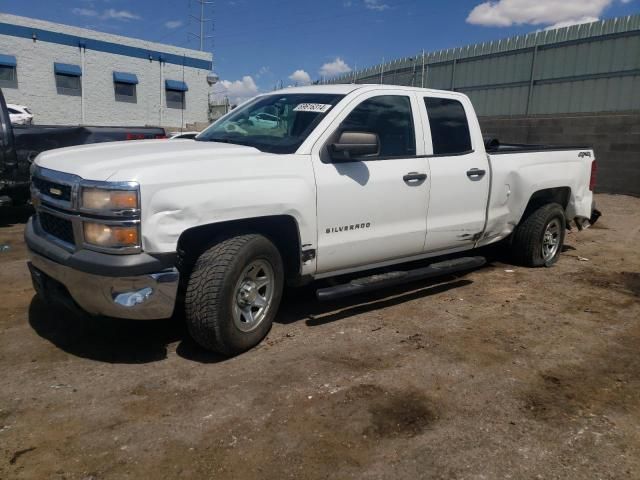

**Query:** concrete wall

left=479, top=113, right=640, bottom=196
left=0, top=13, right=212, bottom=128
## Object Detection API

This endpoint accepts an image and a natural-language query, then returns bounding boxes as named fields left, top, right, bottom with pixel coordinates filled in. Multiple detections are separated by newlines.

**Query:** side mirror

left=330, top=131, right=379, bottom=161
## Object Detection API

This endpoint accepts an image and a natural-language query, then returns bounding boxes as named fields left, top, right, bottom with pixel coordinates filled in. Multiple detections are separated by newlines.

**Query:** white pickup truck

left=26, top=85, right=599, bottom=355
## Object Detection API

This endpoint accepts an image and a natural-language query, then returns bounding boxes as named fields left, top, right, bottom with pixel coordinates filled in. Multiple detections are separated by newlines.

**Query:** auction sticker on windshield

left=293, top=103, right=333, bottom=113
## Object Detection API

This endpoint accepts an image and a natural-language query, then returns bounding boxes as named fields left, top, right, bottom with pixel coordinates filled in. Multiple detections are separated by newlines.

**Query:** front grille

left=39, top=212, right=75, bottom=245
left=32, top=176, right=72, bottom=202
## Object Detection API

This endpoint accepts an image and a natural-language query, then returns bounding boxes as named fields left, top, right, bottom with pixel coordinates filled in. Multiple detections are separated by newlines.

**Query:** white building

left=0, top=13, right=213, bottom=128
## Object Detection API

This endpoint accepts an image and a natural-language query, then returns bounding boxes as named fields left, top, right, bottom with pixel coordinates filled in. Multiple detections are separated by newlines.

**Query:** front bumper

left=25, top=218, right=179, bottom=320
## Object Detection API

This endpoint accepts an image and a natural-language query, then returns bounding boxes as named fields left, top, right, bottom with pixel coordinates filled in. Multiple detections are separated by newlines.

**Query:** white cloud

left=216, top=76, right=259, bottom=105
left=289, top=69, right=312, bottom=85
left=165, top=20, right=183, bottom=29
left=71, top=8, right=98, bottom=17
left=364, top=0, right=390, bottom=11
left=256, top=66, right=270, bottom=79
left=319, top=57, right=352, bottom=78
left=466, top=0, right=612, bottom=27
left=101, top=9, right=141, bottom=21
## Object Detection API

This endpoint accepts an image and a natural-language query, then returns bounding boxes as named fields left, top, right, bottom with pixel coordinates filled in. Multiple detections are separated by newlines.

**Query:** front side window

left=339, top=95, right=416, bottom=158
left=424, top=97, right=472, bottom=155
left=197, top=93, right=345, bottom=154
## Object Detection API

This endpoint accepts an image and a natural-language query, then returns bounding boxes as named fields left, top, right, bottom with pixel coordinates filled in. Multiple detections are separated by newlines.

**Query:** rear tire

left=511, top=203, right=566, bottom=267
left=185, top=234, right=284, bottom=356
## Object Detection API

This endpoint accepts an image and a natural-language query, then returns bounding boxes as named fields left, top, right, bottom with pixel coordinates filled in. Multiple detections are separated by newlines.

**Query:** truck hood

left=34, top=139, right=266, bottom=181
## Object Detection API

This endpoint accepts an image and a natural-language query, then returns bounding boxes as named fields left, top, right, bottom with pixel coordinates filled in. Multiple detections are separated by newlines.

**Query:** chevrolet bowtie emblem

left=49, top=187, right=62, bottom=196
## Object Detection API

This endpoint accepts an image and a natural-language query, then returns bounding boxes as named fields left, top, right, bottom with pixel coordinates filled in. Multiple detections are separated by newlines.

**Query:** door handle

left=466, top=168, right=486, bottom=179
left=403, top=172, right=427, bottom=184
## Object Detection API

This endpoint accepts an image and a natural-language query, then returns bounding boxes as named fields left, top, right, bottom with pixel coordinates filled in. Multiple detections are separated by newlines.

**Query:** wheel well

left=176, top=215, right=302, bottom=281
left=522, top=187, right=571, bottom=220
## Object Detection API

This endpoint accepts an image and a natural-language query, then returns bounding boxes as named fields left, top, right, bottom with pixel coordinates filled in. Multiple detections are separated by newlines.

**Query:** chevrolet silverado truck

left=25, top=85, right=599, bottom=355
left=0, top=88, right=166, bottom=206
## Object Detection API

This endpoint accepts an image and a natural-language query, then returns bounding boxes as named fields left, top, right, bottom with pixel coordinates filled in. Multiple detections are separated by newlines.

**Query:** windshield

left=196, top=93, right=345, bottom=154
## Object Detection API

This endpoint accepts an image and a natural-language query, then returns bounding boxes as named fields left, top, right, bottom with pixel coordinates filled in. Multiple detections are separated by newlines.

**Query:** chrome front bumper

left=28, top=250, right=179, bottom=320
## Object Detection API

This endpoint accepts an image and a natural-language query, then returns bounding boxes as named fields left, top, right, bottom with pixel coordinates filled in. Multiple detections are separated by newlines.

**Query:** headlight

left=83, top=222, right=140, bottom=249
left=81, top=187, right=138, bottom=212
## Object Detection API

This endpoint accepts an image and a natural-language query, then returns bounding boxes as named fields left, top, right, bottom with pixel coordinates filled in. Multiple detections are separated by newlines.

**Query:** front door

left=312, top=91, right=430, bottom=274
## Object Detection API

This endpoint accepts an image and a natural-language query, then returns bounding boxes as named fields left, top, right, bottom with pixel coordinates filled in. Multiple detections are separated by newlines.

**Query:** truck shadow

left=278, top=277, right=474, bottom=327
left=27, top=271, right=484, bottom=365
left=28, top=297, right=190, bottom=364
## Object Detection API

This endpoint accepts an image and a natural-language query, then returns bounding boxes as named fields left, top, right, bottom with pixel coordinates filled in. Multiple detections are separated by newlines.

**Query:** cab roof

left=268, top=83, right=466, bottom=98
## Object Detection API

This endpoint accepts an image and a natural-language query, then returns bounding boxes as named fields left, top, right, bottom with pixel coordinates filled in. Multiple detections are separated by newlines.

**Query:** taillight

left=589, top=160, right=597, bottom=191
left=154, top=134, right=168, bottom=139
left=126, top=133, right=146, bottom=140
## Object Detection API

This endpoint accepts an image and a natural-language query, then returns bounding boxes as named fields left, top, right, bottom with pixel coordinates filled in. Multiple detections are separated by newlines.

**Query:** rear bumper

left=25, top=217, right=179, bottom=320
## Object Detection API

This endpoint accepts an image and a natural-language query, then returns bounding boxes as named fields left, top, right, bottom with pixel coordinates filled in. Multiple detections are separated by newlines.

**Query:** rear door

left=311, top=90, right=430, bottom=274
left=418, top=94, right=490, bottom=252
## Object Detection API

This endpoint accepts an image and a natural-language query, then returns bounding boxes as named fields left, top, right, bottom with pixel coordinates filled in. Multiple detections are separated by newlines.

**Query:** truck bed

left=485, top=139, right=592, bottom=155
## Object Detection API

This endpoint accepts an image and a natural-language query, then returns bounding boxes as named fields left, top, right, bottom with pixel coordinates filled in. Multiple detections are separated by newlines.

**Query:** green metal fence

left=327, top=15, right=640, bottom=116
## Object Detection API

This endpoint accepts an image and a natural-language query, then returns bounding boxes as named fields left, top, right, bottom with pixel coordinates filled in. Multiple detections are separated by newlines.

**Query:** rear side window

left=340, top=95, right=416, bottom=158
left=424, top=97, right=472, bottom=155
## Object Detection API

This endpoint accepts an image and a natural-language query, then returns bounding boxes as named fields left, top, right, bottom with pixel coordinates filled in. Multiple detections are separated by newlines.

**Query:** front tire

left=185, top=234, right=284, bottom=355
left=511, top=203, right=566, bottom=267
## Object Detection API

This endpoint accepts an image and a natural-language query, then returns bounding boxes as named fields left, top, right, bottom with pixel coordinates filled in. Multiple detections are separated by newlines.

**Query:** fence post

left=450, top=58, right=457, bottom=91
left=525, top=45, right=539, bottom=115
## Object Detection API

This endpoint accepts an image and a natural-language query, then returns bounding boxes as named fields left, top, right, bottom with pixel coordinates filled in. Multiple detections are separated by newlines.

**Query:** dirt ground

left=0, top=193, right=639, bottom=480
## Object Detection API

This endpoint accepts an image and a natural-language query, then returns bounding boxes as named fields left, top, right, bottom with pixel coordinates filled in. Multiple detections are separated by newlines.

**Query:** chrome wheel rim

left=232, top=259, right=274, bottom=332
left=542, top=218, right=561, bottom=262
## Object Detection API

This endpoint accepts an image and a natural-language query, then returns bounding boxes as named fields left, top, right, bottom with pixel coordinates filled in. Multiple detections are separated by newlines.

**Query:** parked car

left=0, top=88, right=166, bottom=206
left=26, top=84, right=600, bottom=356
left=7, top=104, right=33, bottom=125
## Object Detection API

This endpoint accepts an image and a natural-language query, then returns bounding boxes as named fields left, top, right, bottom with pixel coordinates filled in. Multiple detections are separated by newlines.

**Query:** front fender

left=140, top=176, right=317, bottom=263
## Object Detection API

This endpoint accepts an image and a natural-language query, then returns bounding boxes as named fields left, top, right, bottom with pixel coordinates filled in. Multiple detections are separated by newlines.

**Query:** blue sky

left=1, top=0, right=638, bottom=102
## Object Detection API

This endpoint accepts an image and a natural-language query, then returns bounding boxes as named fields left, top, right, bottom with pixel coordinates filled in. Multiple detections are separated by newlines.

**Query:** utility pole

left=189, top=0, right=214, bottom=51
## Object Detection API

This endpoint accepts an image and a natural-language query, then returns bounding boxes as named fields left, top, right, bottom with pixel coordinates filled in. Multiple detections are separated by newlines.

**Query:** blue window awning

left=54, top=62, right=82, bottom=77
left=165, top=79, right=188, bottom=92
left=0, top=54, right=17, bottom=67
left=113, top=71, right=139, bottom=84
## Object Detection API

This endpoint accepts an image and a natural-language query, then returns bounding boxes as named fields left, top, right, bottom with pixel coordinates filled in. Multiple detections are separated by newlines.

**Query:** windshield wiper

left=197, top=137, right=238, bottom=145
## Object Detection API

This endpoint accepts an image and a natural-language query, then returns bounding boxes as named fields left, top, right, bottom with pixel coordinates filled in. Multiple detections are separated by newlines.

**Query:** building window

left=113, top=72, right=138, bottom=103
left=0, top=65, right=15, bottom=81
left=165, top=80, right=188, bottom=110
left=0, top=54, right=17, bottom=88
left=54, top=62, right=82, bottom=96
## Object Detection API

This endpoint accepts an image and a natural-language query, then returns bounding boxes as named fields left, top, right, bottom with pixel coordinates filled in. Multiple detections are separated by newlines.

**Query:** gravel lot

left=1, top=193, right=638, bottom=480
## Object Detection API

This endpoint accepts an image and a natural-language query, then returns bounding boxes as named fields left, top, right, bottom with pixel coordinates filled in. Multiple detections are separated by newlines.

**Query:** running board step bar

left=316, top=256, right=486, bottom=301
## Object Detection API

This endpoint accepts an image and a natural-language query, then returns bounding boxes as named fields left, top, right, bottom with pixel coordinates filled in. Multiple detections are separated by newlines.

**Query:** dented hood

left=34, top=139, right=265, bottom=181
